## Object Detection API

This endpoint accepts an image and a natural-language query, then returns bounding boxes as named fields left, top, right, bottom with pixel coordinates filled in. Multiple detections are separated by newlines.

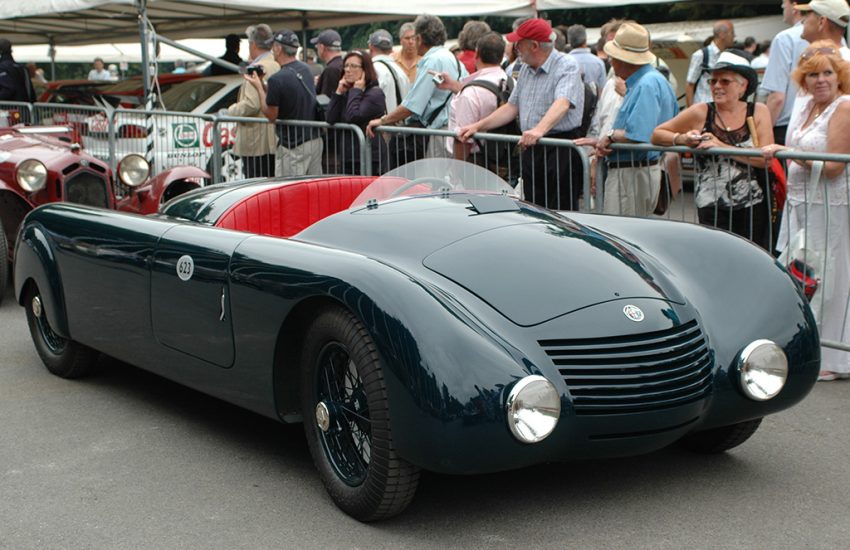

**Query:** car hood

left=423, top=220, right=685, bottom=327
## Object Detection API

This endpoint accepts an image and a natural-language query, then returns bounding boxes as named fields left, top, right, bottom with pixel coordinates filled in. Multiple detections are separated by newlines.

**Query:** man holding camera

left=224, top=24, right=280, bottom=179
left=247, top=28, right=323, bottom=177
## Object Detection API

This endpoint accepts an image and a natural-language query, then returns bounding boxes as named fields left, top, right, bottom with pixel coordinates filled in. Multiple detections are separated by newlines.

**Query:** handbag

left=654, top=170, right=672, bottom=215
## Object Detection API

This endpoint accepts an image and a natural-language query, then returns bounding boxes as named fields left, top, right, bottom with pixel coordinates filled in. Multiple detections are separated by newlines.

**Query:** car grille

left=64, top=171, right=109, bottom=208
left=539, top=320, right=713, bottom=415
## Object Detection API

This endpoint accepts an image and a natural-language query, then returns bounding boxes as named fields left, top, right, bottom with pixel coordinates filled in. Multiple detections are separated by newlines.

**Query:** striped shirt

left=508, top=50, right=583, bottom=133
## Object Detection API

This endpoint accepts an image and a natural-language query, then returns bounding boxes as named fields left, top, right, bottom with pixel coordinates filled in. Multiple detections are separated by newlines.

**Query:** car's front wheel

left=301, top=305, right=420, bottom=521
left=678, top=418, right=763, bottom=453
left=24, top=284, right=99, bottom=378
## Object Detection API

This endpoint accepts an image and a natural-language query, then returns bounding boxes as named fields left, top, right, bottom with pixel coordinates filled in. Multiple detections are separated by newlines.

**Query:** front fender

left=117, top=166, right=208, bottom=215
left=229, top=236, right=536, bottom=474
left=14, top=221, right=69, bottom=337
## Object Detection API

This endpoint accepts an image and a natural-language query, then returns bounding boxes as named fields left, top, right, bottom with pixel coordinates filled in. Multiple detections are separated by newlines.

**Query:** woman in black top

left=652, top=50, right=774, bottom=250
left=326, top=50, right=387, bottom=175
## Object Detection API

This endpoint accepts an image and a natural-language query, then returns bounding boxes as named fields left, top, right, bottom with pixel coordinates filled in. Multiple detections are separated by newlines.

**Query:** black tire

left=24, top=284, right=99, bottom=378
left=301, top=305, right=420, bottom=521
left=0, top=226, right=7, bottom=306
left=678, top=418, right=763, bottom=454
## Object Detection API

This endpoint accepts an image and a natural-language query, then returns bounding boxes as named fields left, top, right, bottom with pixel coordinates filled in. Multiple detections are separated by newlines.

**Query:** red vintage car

left=0, top=125, right=207, bottom=304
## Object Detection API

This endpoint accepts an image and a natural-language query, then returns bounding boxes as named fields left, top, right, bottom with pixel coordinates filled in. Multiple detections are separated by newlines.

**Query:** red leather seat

left=215, top=176, right=376, bottom=238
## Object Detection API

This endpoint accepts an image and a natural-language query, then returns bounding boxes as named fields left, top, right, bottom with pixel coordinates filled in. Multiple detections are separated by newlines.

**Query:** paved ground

left=0, top=286, right=848, bottom=550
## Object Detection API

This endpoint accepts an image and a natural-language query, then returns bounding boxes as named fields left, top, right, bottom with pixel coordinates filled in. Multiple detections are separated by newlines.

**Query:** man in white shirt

left=685, top=19, right=735, bottom=105
left=367, top=29, right=410, bottom=115
left=87, top=58, right=113, bottom=81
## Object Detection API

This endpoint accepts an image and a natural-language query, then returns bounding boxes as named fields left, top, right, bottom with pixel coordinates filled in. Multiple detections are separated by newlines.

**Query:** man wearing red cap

left=458, top=18, right=585, bottom=210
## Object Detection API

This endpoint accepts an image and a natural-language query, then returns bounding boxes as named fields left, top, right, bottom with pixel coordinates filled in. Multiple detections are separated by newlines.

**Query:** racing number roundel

left=176, top=255, right=194, bottom=281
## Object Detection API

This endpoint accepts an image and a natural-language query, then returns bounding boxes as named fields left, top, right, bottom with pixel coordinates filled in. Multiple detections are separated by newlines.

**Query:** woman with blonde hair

left=762, top=41, right=850, bottom=381
left=652, top=49, right=774, bottom=249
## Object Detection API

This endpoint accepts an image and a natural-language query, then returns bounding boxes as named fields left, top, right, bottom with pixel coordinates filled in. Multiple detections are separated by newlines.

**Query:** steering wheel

left=388, top=176, right=455, bottom=198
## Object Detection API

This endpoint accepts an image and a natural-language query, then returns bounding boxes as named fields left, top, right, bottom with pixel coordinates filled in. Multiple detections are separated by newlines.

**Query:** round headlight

left=16, top=159, right=48, bottom=192
left=506, top=375, right=560, bottom=443
left=739, top=339, right=788, bottom=401
left=118, top=154, right=150, bottom=187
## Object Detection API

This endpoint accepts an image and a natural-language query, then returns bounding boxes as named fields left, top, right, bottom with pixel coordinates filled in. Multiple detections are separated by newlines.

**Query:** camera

left=245, top=65, right=265, bottom=77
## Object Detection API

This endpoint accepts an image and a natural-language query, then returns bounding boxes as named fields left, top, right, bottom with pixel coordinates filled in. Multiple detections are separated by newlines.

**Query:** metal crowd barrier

left=32, top=103, right=110, bottom=160
left=374, top=125, right=592, bottom=212
left=0, top=101, right=34, bottom=126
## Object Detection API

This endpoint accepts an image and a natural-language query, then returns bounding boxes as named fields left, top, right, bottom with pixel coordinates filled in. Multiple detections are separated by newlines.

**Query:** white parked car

left=82, top=75, right=245, bottom=181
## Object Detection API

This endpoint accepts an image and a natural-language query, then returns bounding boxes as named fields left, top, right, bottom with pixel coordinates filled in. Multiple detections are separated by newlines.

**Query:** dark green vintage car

left=14, top=159, right=820, bottom=521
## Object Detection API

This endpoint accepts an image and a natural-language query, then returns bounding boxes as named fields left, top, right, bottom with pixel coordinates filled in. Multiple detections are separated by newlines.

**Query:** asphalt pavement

left=1, top=285, right=848, bottom=550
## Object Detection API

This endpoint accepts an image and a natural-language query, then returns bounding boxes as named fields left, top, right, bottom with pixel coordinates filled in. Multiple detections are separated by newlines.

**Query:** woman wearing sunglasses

left=761, top=42, right=850, bottom=381
left=652, top=49, right=774, bottom=249
left=326, top=50, right=387, bottom=175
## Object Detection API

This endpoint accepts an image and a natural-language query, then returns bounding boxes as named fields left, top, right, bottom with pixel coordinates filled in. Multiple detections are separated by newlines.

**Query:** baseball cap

left=368, top=29, right=393, bottom=50
left=311, top=29, right=342, bottom=48
left=505, top=18, right=553, bottom=43
left=796, top=0, right=850, bottom=28
left=273, top=29, right=300, bottom=48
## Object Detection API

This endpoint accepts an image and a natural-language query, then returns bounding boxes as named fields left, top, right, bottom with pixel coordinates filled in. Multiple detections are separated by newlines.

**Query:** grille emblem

left=623, top=305, right=644, bottom=322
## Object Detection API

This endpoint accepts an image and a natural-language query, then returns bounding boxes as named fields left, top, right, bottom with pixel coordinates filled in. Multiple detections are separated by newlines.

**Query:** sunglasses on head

left=801, top=47, right=838, bottom=60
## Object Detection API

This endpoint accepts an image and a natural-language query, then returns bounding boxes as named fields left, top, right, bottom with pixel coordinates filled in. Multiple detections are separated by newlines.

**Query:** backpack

left=692, top=46, right=710, bottom=92
left=461, top=76, right=520, bottom=175
left=579, top=80, right=598, bottom=136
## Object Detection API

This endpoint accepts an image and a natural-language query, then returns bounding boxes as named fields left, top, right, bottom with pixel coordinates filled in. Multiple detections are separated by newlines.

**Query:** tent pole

left=302, top=14, right=308, bottom=62
left=48, top=37, right=56, bottom=81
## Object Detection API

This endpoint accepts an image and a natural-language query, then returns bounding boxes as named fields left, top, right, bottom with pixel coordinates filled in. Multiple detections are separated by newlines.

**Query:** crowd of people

left=1, top=2, right=848, bottom=379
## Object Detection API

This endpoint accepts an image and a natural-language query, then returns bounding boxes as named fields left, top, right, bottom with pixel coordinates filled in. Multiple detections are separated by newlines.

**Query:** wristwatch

left=606, top=129, right=616, bottom=143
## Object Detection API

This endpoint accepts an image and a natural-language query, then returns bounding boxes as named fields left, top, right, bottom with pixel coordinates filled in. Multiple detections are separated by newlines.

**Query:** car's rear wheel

left=678, top=418, right=763, bottom=453
left=24, top=284, right=99, bottom=378
left=301, top=305, right=420, bottom=521
left=0, top=226, right=8, bottom=306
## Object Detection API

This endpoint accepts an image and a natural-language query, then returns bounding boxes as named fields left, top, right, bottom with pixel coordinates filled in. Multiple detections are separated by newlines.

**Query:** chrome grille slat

left=540, top=320, right=713, bottom=415
left=542, top=323, right=703, bottom=355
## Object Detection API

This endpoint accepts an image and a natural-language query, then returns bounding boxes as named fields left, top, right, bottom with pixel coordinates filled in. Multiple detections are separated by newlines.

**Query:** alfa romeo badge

left=623, top=304, right=644, bottom=322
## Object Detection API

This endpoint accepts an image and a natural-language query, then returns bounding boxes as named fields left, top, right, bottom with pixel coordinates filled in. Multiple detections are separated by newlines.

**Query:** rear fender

left=117, top=166, right=208, bottom=215
left=14, top=222, right=69, bottom=337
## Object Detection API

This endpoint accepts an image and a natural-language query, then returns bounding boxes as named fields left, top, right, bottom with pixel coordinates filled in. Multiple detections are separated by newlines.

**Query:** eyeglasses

left=708, top=77, right=738, bottom=86
left=343, top=63, right=363, bottom=70
left=801, top=47, right=838, bottom=60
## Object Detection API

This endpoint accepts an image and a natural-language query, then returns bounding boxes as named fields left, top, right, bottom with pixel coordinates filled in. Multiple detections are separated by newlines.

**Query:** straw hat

left=603, top=22, right=656, bottom=65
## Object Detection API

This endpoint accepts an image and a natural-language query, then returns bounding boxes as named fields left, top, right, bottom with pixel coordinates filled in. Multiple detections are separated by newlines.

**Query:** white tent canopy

left=11, top=39, right=249, bottom=64
left=0, top=0, right=696, bottom=46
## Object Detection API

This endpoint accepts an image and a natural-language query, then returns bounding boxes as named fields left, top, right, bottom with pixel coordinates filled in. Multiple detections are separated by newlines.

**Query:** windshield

left=156, top=81, right=224, bottom=112
left=350, top=158, right=518, bottom=208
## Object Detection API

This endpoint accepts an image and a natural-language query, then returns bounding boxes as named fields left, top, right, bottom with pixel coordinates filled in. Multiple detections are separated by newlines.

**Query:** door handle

left=220, top=287, right=226, bottom=322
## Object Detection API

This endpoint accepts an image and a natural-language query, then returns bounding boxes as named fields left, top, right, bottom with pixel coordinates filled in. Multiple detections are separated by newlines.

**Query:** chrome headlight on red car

left=16, top=159, right=48, bottom=192
left=117, top=154, right=150, bottom=187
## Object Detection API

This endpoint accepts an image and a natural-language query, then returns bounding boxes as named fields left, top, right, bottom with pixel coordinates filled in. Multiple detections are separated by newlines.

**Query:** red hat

left=506, top=18, right=553, bottom=43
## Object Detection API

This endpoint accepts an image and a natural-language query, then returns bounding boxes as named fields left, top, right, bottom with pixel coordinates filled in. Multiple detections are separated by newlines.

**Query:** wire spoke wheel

left=301, top=305, right=419, bottom=521
left=316, top=345, right=371, bottom=486
left=24, top=284, right=98, bottom=378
